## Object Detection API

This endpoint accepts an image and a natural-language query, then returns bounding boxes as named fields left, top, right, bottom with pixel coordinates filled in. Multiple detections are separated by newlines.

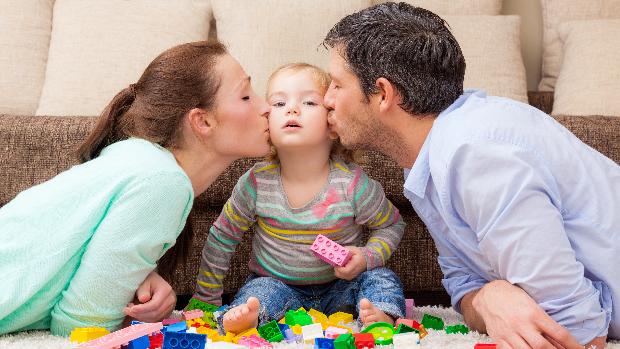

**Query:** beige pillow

left=0, top=0, right=53, bottom=115
left=36, top=0, right=211, bottom=116
left=444, top=16, right=528, bottom=103
left=552, top=20, right=620, bottom=117
left=211, top=0, right=371, bottom=98
left=539, top=0, right=620, bottom=91
left=372, top=0, right=502, bottom=15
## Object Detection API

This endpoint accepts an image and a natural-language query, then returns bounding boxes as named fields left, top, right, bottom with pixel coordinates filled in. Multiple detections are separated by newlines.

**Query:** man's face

left=324, top=48, right=377, bottom=150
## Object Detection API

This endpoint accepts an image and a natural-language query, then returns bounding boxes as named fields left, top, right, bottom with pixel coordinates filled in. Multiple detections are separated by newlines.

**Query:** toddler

left=191, top=63, right=405, bottom=333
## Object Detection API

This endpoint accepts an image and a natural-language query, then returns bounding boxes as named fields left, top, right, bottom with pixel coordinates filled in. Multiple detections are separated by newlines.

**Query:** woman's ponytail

left=76, top=85, right=137, bottom=163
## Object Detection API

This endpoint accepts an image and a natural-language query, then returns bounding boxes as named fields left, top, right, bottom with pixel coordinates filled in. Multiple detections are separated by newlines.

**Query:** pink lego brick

left=162, top=318, right=181, bottom=325
left=237, top=334, right=273, bottom=348
left=75, top=322, right=163, bottom=349
left=405, top=299, right=415, bottom=319
left=183, top=309, right=205, bottom=320
left=311, top=234, right=352, bottom=267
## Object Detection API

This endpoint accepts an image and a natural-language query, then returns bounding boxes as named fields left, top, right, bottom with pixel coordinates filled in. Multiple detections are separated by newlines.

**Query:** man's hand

left=462, top=280, right=584, bottom=349
left=123, top=271, right=176, bottom=323
left=334, top=246, right=367, bottom=281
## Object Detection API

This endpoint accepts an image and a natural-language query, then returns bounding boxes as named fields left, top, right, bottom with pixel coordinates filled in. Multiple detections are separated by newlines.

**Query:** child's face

left=267, top=70, right=332, bottom=152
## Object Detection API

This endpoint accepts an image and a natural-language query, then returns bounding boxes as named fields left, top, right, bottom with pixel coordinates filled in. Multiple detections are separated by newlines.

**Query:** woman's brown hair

left=77, top=40, right=228, bottom=281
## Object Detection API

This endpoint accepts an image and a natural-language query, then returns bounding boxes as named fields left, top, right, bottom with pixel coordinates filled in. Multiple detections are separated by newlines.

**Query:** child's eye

left=272, top=102, right=285, bottom=107
left=304, top=101, right=318, bottom=106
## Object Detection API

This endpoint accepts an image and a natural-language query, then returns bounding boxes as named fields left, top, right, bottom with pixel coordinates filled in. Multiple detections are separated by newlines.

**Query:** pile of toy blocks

left=69, top=296, right=482, bottom=349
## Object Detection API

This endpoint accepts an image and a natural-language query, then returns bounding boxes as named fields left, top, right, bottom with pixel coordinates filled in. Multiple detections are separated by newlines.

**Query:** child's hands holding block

left=311, top=235, right=367, bottom=280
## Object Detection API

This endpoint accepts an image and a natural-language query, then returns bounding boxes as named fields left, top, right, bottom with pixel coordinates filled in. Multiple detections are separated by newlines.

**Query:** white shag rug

left=1, top=306, right=618, bottom=349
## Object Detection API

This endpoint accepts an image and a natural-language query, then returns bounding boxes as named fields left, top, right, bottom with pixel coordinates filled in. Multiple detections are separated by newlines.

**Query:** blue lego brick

left=315, top=337, right=335, bottom=349
left=163, top=331, right=207, bottom=349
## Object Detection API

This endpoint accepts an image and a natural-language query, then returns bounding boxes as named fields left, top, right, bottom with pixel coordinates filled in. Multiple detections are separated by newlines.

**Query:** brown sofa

left=1, top=92, right=619, bottom=306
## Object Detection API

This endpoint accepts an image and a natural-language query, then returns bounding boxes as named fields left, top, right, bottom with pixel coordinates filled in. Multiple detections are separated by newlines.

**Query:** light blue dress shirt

left=404, top=90, right=619, bottom=344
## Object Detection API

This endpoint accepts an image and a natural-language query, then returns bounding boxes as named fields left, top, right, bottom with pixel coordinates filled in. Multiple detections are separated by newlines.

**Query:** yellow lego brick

left=291, top=324, right=303, bottom=335
left=278, top=317, right=286, bottom=324
left=196, top=326, right=211, bottom=335
left=69, top=327, right=110, bottom=343
left=308, top=309, right=328, bottom=326
left=328, top=311, right=354, bottom=325
left=232, top=328, right=260, bottom=343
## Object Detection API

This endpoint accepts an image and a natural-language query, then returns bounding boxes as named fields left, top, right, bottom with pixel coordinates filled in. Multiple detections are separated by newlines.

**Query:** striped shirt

left=194, top=159, right=405, bottom=305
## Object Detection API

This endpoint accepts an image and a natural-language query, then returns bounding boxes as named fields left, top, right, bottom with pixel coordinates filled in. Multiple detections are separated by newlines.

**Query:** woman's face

left=210, top=54, right=271, bottom=158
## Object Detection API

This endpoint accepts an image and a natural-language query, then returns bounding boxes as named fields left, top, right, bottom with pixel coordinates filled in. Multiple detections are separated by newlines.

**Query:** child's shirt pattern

left=195, top=159, right=405, bottom=305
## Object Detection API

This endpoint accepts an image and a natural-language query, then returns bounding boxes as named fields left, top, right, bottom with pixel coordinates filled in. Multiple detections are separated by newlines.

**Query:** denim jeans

left=217, top=267, right=405, bottom=328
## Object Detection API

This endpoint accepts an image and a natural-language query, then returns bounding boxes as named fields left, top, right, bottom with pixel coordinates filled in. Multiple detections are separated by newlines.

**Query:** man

left=322, top=3, right=619, bottom=349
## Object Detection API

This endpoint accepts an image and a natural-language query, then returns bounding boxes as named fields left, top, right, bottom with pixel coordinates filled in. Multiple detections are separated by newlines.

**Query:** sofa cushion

left=211, top=0, right=371, bottom=98
left=552, top=19, right=620, bottom=117
left=372, top=0, right=502, bottom=15
left=0, top=0, right=53, bottom=115
left=35, top=0, right=212, bottom=117
left=445, top=15, right=528, bottom=103
left=538, top=0, right=620, bottom=91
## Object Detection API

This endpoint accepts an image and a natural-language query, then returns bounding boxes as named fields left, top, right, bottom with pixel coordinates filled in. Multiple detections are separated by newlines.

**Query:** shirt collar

left=403, top=89, right=485, bottom=199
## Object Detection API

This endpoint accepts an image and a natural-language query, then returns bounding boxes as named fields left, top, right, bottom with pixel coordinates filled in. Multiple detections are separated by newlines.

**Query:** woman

left=0, top=40, right=270, bottom=336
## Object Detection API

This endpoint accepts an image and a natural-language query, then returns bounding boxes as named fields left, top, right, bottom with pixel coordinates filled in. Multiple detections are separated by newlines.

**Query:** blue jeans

left=218, top=267, right=405, bottom=328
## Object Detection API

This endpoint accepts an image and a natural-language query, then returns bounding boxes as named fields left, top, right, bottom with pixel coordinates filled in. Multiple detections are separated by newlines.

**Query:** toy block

left=183, top=309, right=204, bottom=321
left=309, top=308, right=330, bottom=329
left=149, top=332, right=164, bottom=349
left=186, top=298, right=219, bottom=313
left=285, top=309, right=313, bottom=326
left=316, top=337, right=336, bottom=349
left=393, top=332, right=420, bottom=349
left=163, top=318, right=181, bottom=326
left=408, top=321, right=427, bottom=339
left=232, top=328, right=259, bottom=344
left=445, top=324, right=470, bottom=335
left=328, top=312, right=354, bottom=326
left=278, top=323, right=290, bottom=333
left=75, top=322, right=163, bottom=349
left=474, top=344, right=497, bottom=349
left=325, top=326, right=349, bottom=339
left=70, top=327, right=110, bottom=343
left=237, top=334, right=273, bottom=348
left=202, top=312, right=218, bottom=329
left=405, top=299, right=415, bottom=319
left=166, top=321, right=188, bottom=333
left=163, top=331, right=207, bottom=349
left=186, top=327, right=198, bottom=334
left=127, top=334, right=150, bottom=349
left=302, top=323, right=325, bottom=343
left=291, top=324, right=303, bottom=335
left=257, top=320, right=284, bottom=342
left=334, top=333, right=356, bottom=349
left=421, top=313, right=444, bottom=330
left=361, top=322, right=394, bottom=345
left=311, top=234, right=352, bottom=267
left=352, top=333, right=375, bottom=349
left=395, top=323, right=416, bottom=334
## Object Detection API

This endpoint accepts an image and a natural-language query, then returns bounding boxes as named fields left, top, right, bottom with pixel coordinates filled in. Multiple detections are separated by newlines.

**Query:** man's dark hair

left=323, top=2, right=466, bottom=115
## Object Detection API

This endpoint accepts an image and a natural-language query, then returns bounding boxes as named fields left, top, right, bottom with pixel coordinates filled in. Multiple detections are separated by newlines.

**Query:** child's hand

left=334, top=246, right=367, bottom=280
left=123, top=271, right=176, bottom=323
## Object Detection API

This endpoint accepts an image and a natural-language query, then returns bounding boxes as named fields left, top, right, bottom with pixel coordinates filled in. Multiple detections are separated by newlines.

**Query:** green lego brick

left=395, top=323, right=417, bottom=334
left=334, top=333, right=355, bottom=349
left=445, top=324, right=469, bottom=335
left=258, top=320, right=284, bottom=342
left=421, top=313, right=444, bottom=330
left=201, top=312, right=218, bottom=329
left=186, top=298, right=218, bottom=313
left=284, top=309, right=313, bottom=326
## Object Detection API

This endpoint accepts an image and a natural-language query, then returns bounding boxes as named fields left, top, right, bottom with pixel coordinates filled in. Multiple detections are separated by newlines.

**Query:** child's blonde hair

left=266, top=63, right=357, bottom=163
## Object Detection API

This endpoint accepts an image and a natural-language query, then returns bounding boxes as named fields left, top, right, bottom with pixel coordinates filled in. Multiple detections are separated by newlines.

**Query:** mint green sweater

left=0, top=138, right=194, bottom=336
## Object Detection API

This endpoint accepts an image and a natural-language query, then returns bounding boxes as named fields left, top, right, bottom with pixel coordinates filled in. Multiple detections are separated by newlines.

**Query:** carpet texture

left=1, top=306, right=618, bottom=349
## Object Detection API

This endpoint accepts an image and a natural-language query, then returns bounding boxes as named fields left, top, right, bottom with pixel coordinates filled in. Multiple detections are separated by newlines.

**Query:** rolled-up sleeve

left=446, top=141, right=611, bottom=344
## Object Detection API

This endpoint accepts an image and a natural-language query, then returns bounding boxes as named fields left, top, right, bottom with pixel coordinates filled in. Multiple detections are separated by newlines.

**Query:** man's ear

left=187, top=107, right=216, bottom=137
left=375, top=77, right=400, bottom=113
